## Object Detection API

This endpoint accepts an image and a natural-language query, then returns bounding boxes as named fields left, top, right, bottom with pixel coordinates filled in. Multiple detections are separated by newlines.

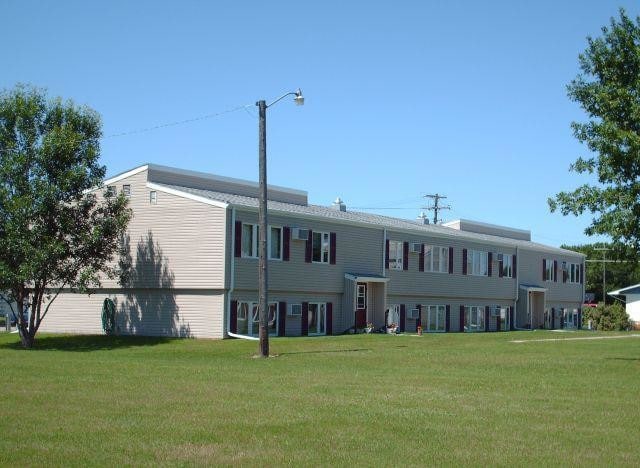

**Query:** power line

left=423, top=193, right=451, bottom=224
left=104, top=103, right=253, bottom=139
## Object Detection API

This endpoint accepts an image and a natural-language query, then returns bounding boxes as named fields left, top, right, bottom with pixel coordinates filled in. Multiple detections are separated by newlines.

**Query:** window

left=105, top=185, right=116, bottom=197
left=544, top=259, right=555, bottom=282
left=564, top=308, right=579, bottom=329
left=464, top=306, right=485, bottom=332
left=568, top=263, right=581, bottom=284
left=268, top=226, right=282, bottom=260
left=425, top=305, right=446, bottom=332
left=307, top=303, right=326, bottom=335
left=237, top=301, right=277, bottom=336
left=467, top=250, right=488, bottom=276
left=312, top=231, right=330, bottom=263
left=387, top=304, right=400, bottom=327
left=496, top=306, right=510, bottom=331
left=388, top=241, right=403, bottom=270
left=500, top=254, right=512, bottom=278
left=242, top=224, right=259, bottom=258
left=122, top=184, right=131, bottom=198
left=356, top=284, right=366, bottom=309
left=149, top=191, right=157, bottom=204
left=424, top=245, right=449, bottom=273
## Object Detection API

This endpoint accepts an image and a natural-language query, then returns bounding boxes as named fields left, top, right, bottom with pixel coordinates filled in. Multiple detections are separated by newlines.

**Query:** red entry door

left=355, top=283, right=367, bottom=328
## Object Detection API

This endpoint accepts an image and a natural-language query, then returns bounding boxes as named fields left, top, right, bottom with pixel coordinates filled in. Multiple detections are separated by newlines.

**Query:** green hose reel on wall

left=101, top=298, right=116, bottom=335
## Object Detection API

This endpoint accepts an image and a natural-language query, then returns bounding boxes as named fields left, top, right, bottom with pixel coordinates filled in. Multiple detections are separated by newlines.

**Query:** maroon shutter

left=580, top=264, right=584, bottom=284
left=283, top=227, right=290, bottom=262
left=462, top=249, right=468, bottom=275
left=326, top=302, right=333, bottom=335
left=445, top=305, right=450, bottom=332
left=512, top=254, right=517, bottom=279
left=419, top=244, right=425, bottom=272
left=551, top=307, right=555, bottom=329
left=305, top=230, right=313, bottom=263
left=385, top=239, right=390, bottom=269
left=496, top=313, right=501, bottom=332
left=399, top=304, right=406, bottom=332
left=330, top=232, right=337, bottom=265
left=230, top=300, right=238, bottom=334
left=542, top=259, right=547, bottom=281
left=403, top=242, right=409, bottom=270
left=488, top=252, right=493, bottom=277
left=416, top=304, right=422, bottom=331
left=234, top=221, right=242, bottom=257
left=553, top=260, right=558, bottom=282
left=577, top=308, right=582, bottom=330
left=499, top=259, right=504, bottom=278
left=448, top=247, right=454, bottom=274
left=301, top=302, right=309, bottom=335
left=510, top=306, right=515, bottom=330
left=563, top=266, right=567, bottom=283
left=485, top=306, right=490, bottom=332
left=459, top=305, right=465, bottom=332
left=278, top=301, right=286, bottom=336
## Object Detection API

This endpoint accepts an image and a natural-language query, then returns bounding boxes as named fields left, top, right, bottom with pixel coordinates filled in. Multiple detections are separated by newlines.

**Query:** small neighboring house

left=39, top=164, right=586, bottom=338
left=608, top=284, right=640, bottom=329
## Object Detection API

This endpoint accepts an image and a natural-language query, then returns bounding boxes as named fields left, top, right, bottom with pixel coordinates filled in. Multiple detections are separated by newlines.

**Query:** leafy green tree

left=562, top=242, right=640, bottom=303
left=549, top=10, right=640, bottom=252
left=0, top=85, right=131, bottom=348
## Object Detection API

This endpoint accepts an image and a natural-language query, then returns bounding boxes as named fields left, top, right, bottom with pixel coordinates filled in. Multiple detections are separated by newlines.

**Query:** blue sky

left=2, top=0, right=637, bottom=247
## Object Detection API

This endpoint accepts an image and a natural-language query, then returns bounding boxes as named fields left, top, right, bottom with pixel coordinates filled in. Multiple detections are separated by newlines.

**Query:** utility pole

left=423, top=193, right=451, bottom=225
left=257, top=99, right=269, bottom=358
left=594, top=247, right=610, bottom=304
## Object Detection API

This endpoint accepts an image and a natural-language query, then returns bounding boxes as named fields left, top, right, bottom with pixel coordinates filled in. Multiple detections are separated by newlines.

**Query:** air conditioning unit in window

left=410, top=243, right=422, bottom=253
left=288, top=304, right=302, bottom=317
left=408, top=308, right=420, bottom=320
left=291, top=228, right=309, bottom=241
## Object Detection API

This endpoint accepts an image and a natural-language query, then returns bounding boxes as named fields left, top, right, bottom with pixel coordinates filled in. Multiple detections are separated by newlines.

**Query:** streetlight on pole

left=256, top=89, right=304, bottom=358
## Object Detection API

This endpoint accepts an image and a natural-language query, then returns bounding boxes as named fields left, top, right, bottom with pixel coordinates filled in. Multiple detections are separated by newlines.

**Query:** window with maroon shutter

left=385, top=239, right=390, bottom=269
left=305, top=230, right=313, bottom=263
left=282, top=227, right=290, bottom=261
left=278, top=302, right=287, bottom=336
left=448, top=247, right=454, bottom=274
left=399, top=304, right=406, bottom=332
left=462, top=249, right=468, bottom=275
left=230, top=300, right=238, bottom=334
left=326, top=302, right=333, bottom=335
left=512, top=255, right=517, bottom=278
left=301, top=302, right=309, bottom=335
left=445, top=305, right=450, bottom=332
left=330, top=232, right=337, bottom=265
left=419, top=244, right=425, bottom=272
left=459, top=305, right=465, bottom=331
left=234, top=221, right=242, bottom=257
left=488, top=252, right=493, bottom=277
left=403, top=242, right=409, bottom=271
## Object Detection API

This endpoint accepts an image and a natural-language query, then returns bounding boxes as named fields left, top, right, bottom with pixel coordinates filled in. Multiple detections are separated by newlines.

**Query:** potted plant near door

left=387, top=322, right=398, bottom=334
left=365, top=322, right=374, bottom=334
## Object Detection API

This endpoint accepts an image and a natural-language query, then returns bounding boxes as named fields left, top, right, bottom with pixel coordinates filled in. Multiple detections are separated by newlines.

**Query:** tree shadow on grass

left=0, top=334, right=173, bottom=352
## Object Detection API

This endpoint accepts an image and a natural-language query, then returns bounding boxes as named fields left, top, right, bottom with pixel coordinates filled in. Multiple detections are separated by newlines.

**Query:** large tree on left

left=0, top=85, right=131, bottom=348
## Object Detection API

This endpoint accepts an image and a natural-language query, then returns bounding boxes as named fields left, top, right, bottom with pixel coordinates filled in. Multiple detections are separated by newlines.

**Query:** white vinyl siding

left=424, top=245, right=448, bottom=273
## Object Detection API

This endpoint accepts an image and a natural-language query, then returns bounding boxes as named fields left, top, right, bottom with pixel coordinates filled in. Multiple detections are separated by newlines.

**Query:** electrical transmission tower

left=423, top=193, right=451, bottom=225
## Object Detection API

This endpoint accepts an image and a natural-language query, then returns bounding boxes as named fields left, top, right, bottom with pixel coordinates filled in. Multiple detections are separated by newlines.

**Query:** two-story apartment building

left=39, top=164, right=586, bottom=338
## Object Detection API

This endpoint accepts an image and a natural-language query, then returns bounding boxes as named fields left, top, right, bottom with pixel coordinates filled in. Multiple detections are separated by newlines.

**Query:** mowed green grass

left=1, top=331, right=639, bottom=466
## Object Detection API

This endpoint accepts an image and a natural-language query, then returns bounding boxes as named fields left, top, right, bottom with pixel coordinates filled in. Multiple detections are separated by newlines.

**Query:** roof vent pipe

left=332, top=197, right=347, bottom=212
left=417, top=212, right=430, bottom=225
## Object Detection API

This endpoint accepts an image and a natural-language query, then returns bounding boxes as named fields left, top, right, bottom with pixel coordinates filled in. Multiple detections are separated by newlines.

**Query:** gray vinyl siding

left=39, top=290, right=226, bottom=338
left=100, top=170, right=227, bottom=290
left=233, top=210, right=383, bottom=294
left=232, top=291, right=341, bottom=336
left=386, top=232, right=517, bottom=300
left=518, top=248, right=584, bottom=303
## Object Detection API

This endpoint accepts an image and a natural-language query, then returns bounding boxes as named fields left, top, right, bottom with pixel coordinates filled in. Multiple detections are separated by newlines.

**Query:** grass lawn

left=1, top=331, right=639, bottom=466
